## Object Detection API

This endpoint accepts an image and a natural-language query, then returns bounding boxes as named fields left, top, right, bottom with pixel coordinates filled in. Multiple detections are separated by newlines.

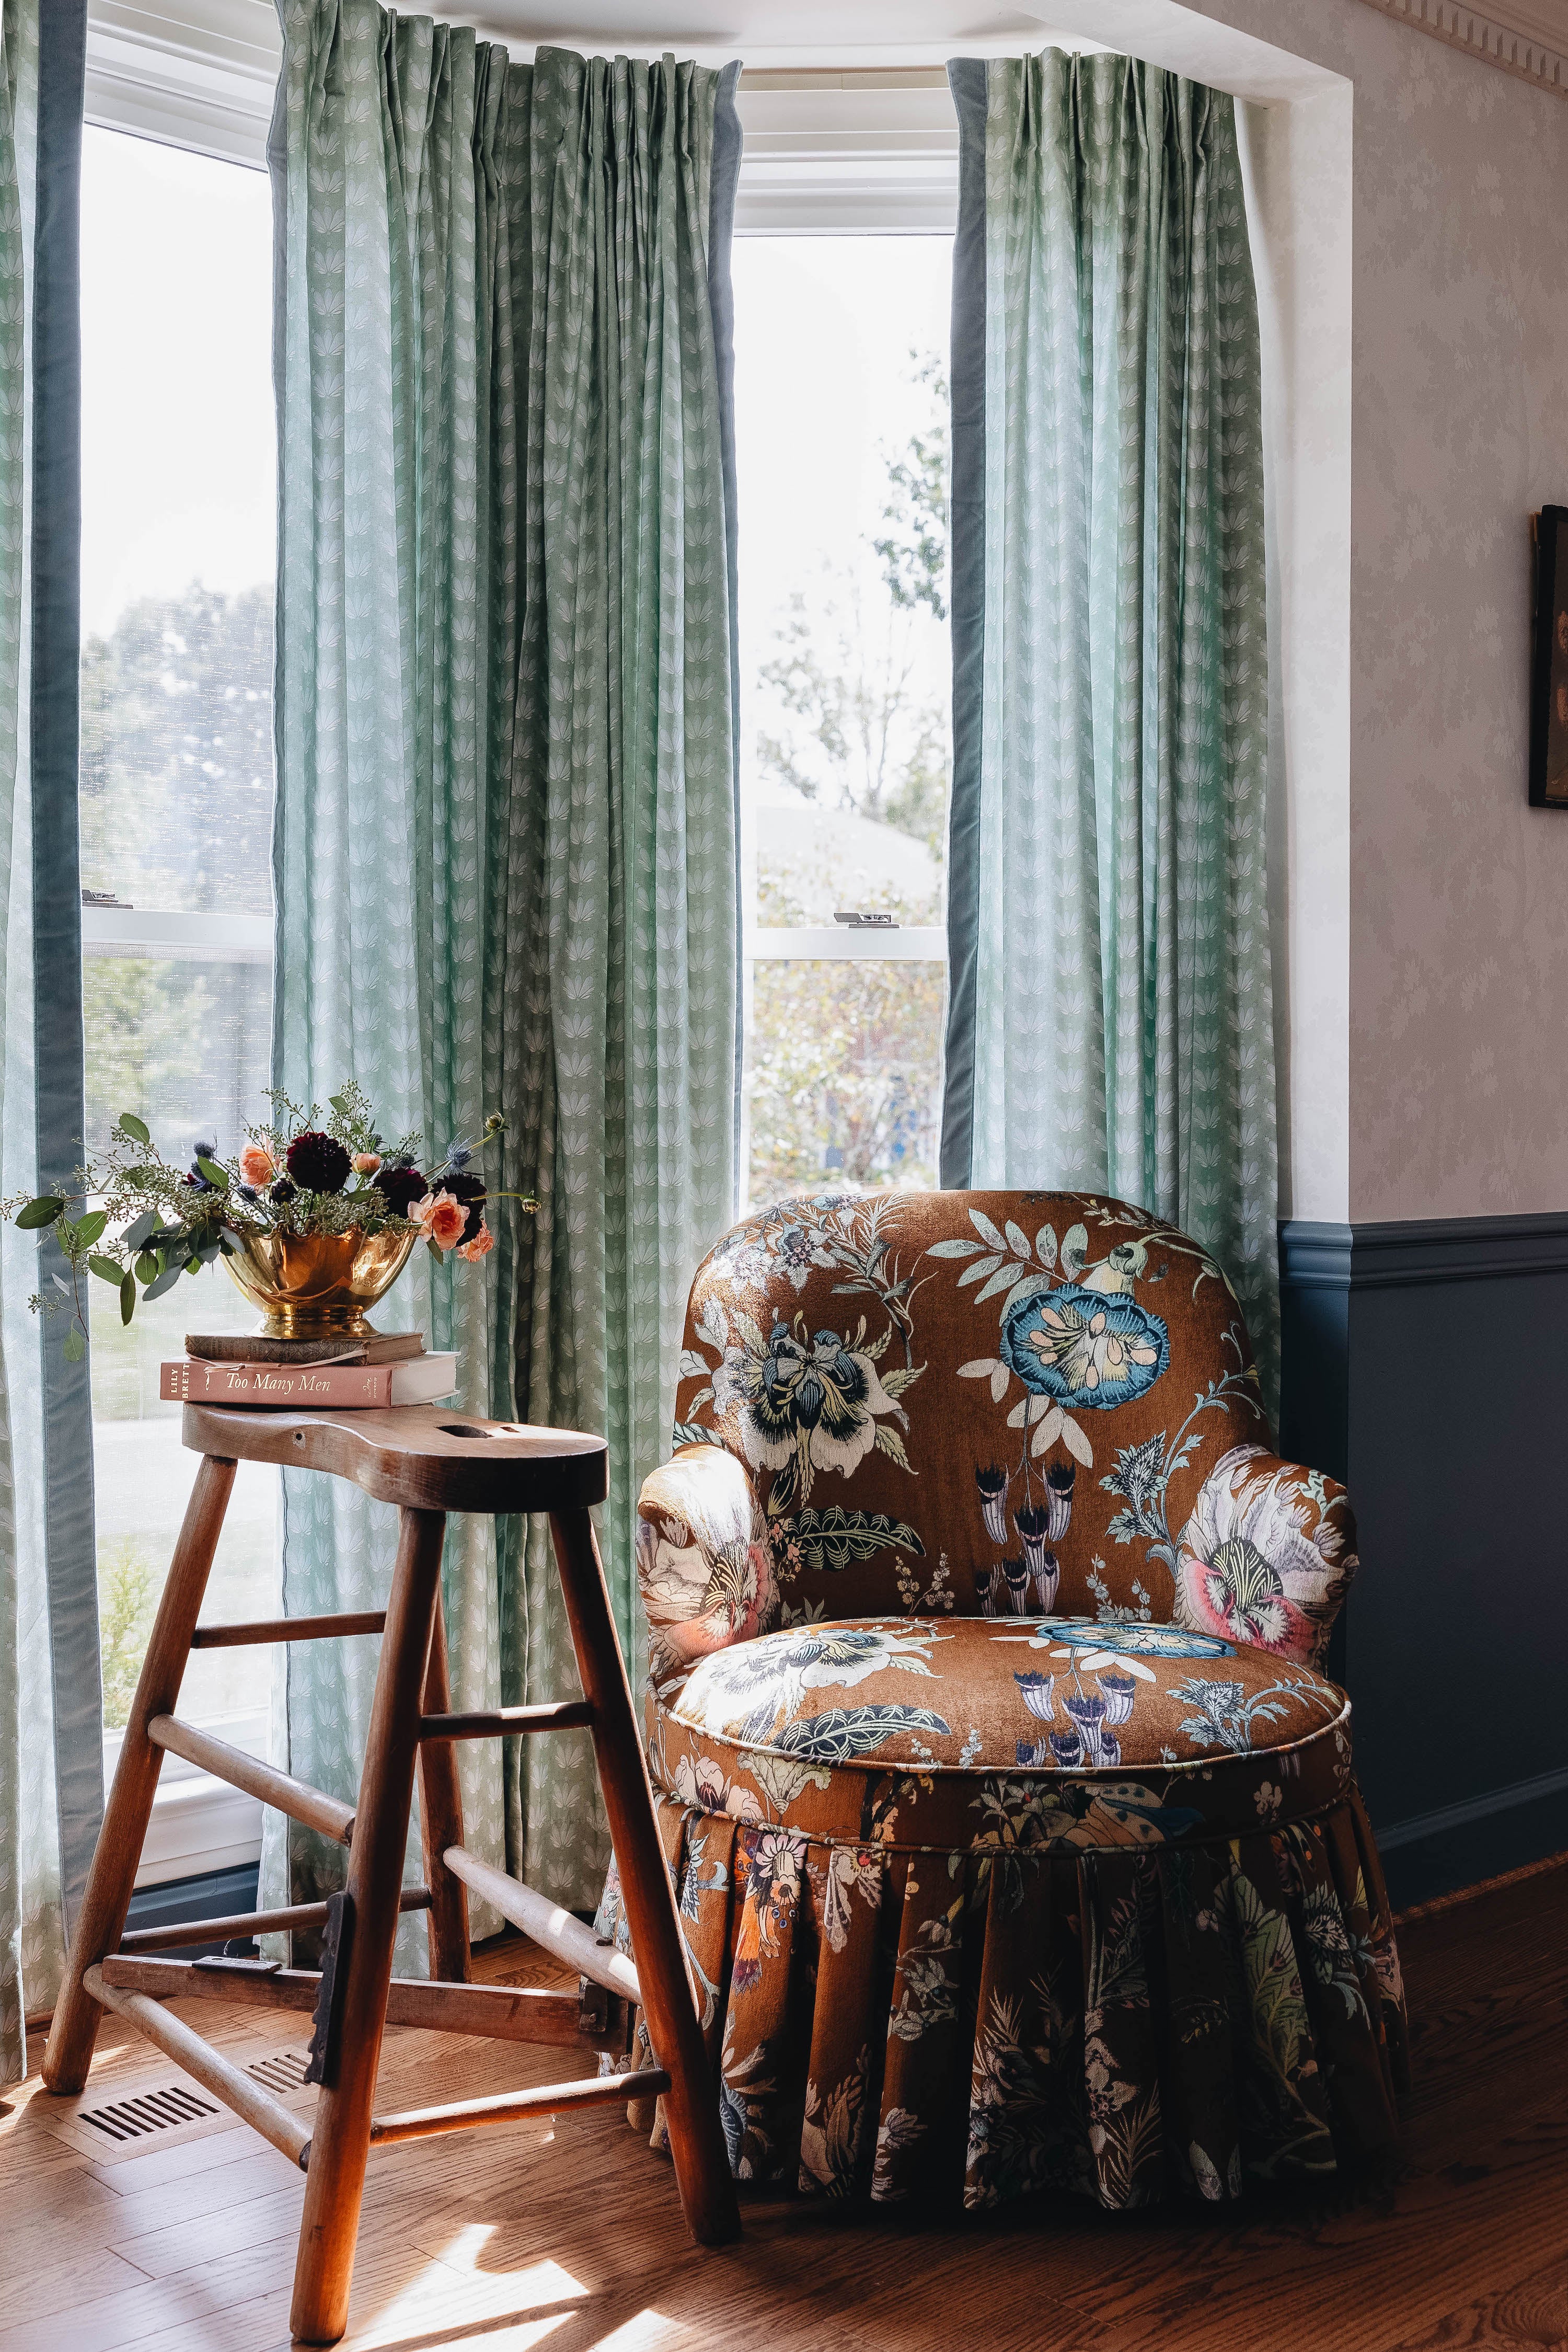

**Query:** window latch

left=833, top=910, right=899, bottom=931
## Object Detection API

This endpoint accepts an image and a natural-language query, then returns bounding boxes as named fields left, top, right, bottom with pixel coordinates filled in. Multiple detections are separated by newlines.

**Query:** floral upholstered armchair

left=602, top=1191, right=1407, bottom=2212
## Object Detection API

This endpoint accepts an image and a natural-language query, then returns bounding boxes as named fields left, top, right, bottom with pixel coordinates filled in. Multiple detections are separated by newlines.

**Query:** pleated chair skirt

left=602, top=1780, right=1408, bottom=2211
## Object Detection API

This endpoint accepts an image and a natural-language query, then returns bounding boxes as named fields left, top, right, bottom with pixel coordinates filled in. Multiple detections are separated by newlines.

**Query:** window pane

left=733, top=236, right=952, bottom=934
left=79, top=128, right=277, bottom=1736
left=745, top=959, right=944, bottom=1206
left=733, top=234, right=952, bottom=1212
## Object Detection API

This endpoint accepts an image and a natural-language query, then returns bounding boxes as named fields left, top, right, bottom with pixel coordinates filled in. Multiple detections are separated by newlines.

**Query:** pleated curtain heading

left=942, top=51, right=1279, bottom=1409
left=267, top=1, right=742, bottom=1938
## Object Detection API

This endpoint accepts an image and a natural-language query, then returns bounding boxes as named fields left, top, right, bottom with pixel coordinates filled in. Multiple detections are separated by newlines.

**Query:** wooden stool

left=44, top=1403, right=740, bottom=2345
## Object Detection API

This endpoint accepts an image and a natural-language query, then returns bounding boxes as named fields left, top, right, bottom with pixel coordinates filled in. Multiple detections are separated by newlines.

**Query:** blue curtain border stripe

left=939, top=56, right=987, bottom=1191
left=33, top=0, right=102, bottom=1928
left=708, top=59, right=744, bottom=1204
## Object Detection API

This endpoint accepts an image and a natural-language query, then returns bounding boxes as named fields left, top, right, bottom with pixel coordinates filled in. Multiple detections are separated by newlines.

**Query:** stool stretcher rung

left=118, top=1887, right=431, bottom=1955
left=418, top=1700, right=594, bottom=1741
left=191, top=1611, right=386, bottom=1649
left=83, top=1965, right=310, bottom=2169
left=365, top=2068, right=671, bottom=2148
left=443, top=1844, right=642, bottom=2005
left=99, top=1953, right=632, bottom=2052
left=147, top=1715, right=355, bottom=1845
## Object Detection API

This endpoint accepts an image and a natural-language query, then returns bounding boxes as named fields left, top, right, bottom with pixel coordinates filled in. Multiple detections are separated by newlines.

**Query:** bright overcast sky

left=79, top=127, right=275, bottom=644
left=731, top=233, right=951, bottom=659
left=78, top=132, right=952, bottom=718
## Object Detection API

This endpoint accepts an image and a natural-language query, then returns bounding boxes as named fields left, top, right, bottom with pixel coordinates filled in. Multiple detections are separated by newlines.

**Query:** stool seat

left=43, top=1398, right=737, bottom=2345
left=183, top=1401, right=609, bottom=1514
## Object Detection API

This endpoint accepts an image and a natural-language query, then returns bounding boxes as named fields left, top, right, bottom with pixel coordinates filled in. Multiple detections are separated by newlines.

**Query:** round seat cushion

left=651, top=1613, right=1352, bottom=1851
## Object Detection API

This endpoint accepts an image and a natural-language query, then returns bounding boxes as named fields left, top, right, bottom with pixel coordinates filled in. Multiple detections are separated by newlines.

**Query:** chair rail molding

left=1356, top=0, right=1568, bottom=97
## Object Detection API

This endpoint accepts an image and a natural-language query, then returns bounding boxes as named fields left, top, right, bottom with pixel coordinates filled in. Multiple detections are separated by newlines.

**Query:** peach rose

left=239, top=1143, right=276, bottom=1187
left=457, top=1220, right=494, bottom=1265
left=352, top=1151, right=382, bottom=1175
left=411, top=1189, right=467, bottom=1251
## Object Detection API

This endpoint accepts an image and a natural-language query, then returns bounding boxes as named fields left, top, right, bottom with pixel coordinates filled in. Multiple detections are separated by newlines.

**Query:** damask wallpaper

left=1202, top=0, right=1568, bottom=1222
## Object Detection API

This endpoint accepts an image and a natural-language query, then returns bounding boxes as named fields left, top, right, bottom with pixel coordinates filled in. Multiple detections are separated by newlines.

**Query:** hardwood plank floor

left=3, top=1861, right=1564, bottom=2352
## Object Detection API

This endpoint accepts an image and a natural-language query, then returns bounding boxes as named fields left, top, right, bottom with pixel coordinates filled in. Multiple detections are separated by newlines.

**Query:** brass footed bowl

left=221, top=1225, right=419, bottom=1340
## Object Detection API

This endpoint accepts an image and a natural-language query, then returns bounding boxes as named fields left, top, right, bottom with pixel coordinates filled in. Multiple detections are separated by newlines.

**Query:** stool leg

left=417, top=1591, right=470, bottom=1983
left=548, top=1506, right=741, bottom=2247
left=44, top=1453, right=238, bottom=2096
left=290, top=1505, right=447, bottom=2348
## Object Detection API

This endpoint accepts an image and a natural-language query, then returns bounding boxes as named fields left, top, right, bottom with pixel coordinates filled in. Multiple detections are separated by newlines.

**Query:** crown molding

left=1357, top=0, right=1568, bottom=98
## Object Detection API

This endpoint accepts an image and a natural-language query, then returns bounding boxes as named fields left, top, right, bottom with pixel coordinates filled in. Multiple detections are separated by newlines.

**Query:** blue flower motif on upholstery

left=997, top=1615, right=1233, bottom=1661
left=999, top=1284, right=1169, bottom=1412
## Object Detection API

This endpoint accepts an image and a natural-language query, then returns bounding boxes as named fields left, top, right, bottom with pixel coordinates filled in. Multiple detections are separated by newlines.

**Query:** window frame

left=82, top=15, right=280, bottom=1876
left=732, top=78, right=956, bottom=1206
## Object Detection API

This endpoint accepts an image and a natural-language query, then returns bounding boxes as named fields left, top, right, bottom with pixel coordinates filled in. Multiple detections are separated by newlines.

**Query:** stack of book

left=160, top=1330, right=459, bottom=1410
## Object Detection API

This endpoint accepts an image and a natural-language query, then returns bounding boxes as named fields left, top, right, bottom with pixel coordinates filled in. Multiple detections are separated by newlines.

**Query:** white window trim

left=82, top=904, right=273, bottom=961
left=86, top=0, right=279, bottom=169
left=750, top=925, right=946, bottom=962
left=104, top=1712, right=269, bottom=1887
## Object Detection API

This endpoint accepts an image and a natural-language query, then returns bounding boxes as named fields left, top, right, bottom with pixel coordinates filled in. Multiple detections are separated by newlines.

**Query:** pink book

left=160, top=1354, right=458, bottom=1409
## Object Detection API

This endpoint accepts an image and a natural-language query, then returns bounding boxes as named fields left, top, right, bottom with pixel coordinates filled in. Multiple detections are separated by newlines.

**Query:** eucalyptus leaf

left=73, top=1210, right=108, bottom=1247
left=16, top=1196, right=63, bottom=1229
left=119, top=1270, right=136, bottom=1326
left=135, top=1251, right=158, bottom=1283
left=63, top=1325, right=86, bottom=1363
left=194, top=1237, right=223, bottom=1265
left=118, top=1113, right=151, bottom=1145
left=195, top=1156, right=229, bottom=1189
left=87, top=1254, right=124, bottom=1284
left=122, top=1208, right=160, bottom=1250
left=141, top=1263, right=185, bottom=1302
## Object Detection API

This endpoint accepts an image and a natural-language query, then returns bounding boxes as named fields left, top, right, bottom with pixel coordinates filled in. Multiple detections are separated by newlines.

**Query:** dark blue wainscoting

left=1280, top=1214, right=1568, bottom=1908
left=123, top=1863, right=261, bottom=1958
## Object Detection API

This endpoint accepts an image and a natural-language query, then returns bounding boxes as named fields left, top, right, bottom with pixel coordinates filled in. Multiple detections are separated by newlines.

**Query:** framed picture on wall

left=1530, top=505, right=1568, bottom=806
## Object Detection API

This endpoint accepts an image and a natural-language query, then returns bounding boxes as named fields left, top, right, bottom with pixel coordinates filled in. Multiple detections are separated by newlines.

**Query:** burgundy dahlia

left=442, top=1169, right=487, bottom=1241
left=376, top=1163, right=429, bottom=1219
left=285, top=1130, right=352, bottom=1194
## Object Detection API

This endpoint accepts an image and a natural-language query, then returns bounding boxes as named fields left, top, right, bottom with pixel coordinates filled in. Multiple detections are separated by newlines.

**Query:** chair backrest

left=673, top=1188, right=1271, bottom=1626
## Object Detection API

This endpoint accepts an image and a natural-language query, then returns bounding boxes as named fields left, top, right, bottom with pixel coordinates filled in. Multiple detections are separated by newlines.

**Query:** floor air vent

left=78, top=2083, right=219, bottom=2144
left=245, top=2050, right=311, bottom=2093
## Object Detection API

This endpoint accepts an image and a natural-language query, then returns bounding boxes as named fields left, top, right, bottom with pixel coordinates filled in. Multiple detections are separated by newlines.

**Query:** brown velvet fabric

left=653, top=1191, right=1357, bottom=1672
left=606, top=1191, right=1403, bottom=2211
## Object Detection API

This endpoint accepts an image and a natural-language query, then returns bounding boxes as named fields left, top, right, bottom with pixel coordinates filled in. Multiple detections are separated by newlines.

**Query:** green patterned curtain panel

left=941, top=51, right=1279, bottom=1408
left=2, top=0, right=103, bottom=2087
left=266, top=3, right=740, bottom=1937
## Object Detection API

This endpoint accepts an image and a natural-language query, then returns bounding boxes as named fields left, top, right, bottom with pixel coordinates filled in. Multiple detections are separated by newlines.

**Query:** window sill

left=106, top=1710, right=266, bottom=1887
left=750, top=925, right=947, bottom=960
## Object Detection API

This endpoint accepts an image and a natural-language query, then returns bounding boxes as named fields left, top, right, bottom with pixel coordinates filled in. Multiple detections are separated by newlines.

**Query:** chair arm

left=1173, top=1441, right=1358, bottom=1672
left=636, top=1442, right=778, bottom=1680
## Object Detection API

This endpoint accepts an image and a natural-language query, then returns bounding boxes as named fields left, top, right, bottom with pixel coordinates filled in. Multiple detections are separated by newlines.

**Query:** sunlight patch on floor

left=347, top=2243, right=587, bottom=2350
left=586, top=2315, right=680, bottom=2350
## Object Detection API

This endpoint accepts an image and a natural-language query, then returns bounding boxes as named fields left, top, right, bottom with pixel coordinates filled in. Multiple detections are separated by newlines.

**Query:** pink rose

left=411, top=1190, right=467, bottom=1251
left=352, top=1151, right=382, bottom=1175
left=239, top=1144, right=276, bottom=1187
left=457, top=1220, right=494, bottom=1265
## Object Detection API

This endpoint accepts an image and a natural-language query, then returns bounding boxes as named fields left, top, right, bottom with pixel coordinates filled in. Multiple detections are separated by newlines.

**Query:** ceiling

left=449, top=0, right=1077, bottom=69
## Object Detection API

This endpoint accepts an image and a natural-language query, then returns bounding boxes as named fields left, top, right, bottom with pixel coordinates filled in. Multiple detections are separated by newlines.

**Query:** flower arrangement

left=3, top=1081, right=531, bottom=1358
